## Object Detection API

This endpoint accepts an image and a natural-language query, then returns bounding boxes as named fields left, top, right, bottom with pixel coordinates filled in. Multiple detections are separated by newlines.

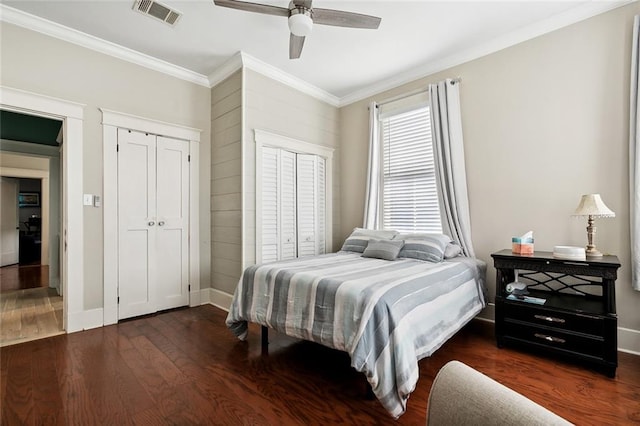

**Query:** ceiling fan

left=213, top=0, right=382, bottom=59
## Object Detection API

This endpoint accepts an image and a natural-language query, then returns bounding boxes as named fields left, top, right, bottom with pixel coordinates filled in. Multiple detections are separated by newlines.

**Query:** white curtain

left=363, top=101, right=381, bottom=229
left=630, top=15, right=640, bottom=291
left=429, top=79, right=476, bottom=257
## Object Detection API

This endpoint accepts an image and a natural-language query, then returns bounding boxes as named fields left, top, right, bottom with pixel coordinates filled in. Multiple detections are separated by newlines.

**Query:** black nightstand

left=491, top=250, right=621, bottom=377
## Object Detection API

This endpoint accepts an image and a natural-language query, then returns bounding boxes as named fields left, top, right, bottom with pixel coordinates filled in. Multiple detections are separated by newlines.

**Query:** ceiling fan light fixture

left=288, top=8, right=312, bottom=37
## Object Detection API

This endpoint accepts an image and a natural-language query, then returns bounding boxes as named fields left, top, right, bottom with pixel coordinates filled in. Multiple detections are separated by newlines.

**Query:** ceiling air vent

left=133, top=0, right=181, bottom=26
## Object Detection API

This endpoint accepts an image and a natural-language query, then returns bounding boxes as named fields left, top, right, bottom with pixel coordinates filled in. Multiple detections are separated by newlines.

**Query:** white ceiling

left=0, top=0, right=632, bottom=103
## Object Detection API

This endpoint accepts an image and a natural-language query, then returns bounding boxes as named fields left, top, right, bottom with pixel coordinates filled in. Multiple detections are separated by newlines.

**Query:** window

left=381, top=104, right=442, bottom=233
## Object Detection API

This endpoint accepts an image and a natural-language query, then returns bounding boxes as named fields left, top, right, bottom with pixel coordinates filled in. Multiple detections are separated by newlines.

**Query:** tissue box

left=512, top=237, right=534, bottom=255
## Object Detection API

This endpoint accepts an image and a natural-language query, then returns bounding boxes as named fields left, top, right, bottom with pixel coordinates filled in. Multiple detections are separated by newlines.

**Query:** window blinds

left=382, top=105, right=442, bottom=233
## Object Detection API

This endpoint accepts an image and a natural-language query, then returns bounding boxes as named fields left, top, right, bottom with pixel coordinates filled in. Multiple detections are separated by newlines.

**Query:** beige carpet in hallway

left=0, top=287, right=63, bottom=347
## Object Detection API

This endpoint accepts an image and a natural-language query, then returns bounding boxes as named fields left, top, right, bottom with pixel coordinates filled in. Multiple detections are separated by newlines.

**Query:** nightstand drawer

left=503, top=301, right=604, bottom=337
left=504, top=321, right=605, bottom=358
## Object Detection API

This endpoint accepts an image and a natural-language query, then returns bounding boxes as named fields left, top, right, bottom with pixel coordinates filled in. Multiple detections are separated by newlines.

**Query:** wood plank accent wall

left=211, top=71, right=243, bottom=295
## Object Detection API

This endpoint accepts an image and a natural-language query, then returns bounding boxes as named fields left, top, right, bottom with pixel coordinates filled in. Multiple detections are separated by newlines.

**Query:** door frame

left=0, top=86, right=84, bottom=332
left=101, top=108, right=201, bottom=325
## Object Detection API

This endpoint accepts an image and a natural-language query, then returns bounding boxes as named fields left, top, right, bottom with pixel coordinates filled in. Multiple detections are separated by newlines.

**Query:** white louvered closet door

left=296, top=154, right=326, bottom=258
left=261, top=147, right=279, bottom=263
left=259, top=148, right=325, bottom=263
left=279, top=150, right=297, bottom=260
left=261, top=147, right=297, bottom=263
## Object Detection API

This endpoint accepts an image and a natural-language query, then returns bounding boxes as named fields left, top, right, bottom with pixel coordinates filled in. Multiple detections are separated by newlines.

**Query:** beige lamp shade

left=573, top=194, right=615, bottom=218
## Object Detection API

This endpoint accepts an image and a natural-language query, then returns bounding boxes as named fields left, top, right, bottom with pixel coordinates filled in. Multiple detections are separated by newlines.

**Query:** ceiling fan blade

left=292, top=0, right=312, bottom=8
left=312, top=8, right=381, bottom=29
left=289, top=34, right=305, bottom=59
left=213, top=0, right=289, bottom=17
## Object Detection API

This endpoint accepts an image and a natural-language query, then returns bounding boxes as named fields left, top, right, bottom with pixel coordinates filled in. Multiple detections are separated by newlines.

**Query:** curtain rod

left=374, top=77, right=462, bottom=108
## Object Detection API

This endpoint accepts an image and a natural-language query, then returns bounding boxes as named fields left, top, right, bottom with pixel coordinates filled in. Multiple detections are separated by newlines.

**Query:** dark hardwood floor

left=1, top=305, right=639, bottom=425
left=0, top=264, right=48, bottom=292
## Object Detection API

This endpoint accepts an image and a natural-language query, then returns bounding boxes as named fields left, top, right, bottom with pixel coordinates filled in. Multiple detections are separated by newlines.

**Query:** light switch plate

left=83, top=194, right=93, bottom=206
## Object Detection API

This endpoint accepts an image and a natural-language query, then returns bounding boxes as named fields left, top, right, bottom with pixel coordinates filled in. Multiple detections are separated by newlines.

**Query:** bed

left=226, top=230, right=487, bottom=418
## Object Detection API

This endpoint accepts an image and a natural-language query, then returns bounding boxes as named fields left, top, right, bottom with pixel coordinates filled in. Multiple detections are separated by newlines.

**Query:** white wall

left=340, top=2, right=640, bottom=351
left=0, top=23, right=211, bottom=311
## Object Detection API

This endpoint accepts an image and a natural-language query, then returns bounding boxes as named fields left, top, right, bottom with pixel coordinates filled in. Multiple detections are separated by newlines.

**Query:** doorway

left=0, top=127, right=62, bottom=346
left=1, top=86, right=84, bottom=339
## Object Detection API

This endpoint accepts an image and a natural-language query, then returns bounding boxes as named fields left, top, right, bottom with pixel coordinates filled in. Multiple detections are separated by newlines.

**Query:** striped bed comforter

left=226, top=252, right=487, bottom=418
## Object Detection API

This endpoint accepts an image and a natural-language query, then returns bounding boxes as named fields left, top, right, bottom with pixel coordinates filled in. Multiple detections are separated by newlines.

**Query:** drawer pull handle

left=534, top=314, right=565, bottom=324
left=534, top=333, right=566, bottom=344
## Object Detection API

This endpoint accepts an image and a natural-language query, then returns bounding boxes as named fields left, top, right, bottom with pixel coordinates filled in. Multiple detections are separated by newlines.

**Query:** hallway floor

left=0, top=265, right=63, bottom=347
left=0, top=263, right=49, bottom=292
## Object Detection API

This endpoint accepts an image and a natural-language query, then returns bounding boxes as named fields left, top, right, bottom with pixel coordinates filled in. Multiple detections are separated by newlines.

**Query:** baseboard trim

left=210, top=288, right=233, bottom=311
left=189, top=289, right=202, bottom=307
left=82, top=308, right=104, bottom=330
left=618, top=327, right=640, bottom=356
left=200, top=288, right=233, bottom=312
left=198, top=288, right=211, bottom=304
left=67, top=308, right=104, bottom=333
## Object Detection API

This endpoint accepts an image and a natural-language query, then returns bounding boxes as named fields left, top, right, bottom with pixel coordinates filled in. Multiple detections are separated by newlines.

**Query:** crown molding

left=237, top=52, right=340, bottom=107
left=207, top=52, right=244, bottom=88
left=339, top=0, right=636, bottom=106
left=0, top=4, right=210, bottom=88
left=208, top=51, right=340, bottom=106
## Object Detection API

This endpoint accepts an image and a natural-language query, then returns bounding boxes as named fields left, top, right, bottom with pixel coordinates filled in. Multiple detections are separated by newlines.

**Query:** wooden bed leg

left=261, top=326, right=268, bottom=351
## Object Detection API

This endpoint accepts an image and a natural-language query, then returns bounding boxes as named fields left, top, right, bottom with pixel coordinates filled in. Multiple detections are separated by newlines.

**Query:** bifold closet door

left=260, top=147, right=326, bottom=263
left=297, top=154, right=326, bottom=257
left=155, top=136, right=189, bottom=311
left=261, top=147, right=296, bottom=263
left=117, top=129, right=189, bottom=320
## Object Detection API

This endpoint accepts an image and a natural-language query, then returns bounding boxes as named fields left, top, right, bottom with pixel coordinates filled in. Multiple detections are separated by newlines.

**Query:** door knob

left=148, top=221, right=155, bottom=226
left=158, top=221, right=165, bottom=226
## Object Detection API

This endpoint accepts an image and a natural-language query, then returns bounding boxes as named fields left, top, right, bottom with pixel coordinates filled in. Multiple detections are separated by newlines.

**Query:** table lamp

left=573, top=194, right=615, bottom=257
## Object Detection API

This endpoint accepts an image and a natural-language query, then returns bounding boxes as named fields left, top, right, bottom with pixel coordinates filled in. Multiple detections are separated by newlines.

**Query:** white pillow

left=444, top=242, right=463, bottom=259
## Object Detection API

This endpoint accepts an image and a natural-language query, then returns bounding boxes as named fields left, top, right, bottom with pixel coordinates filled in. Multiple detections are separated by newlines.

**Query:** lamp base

left=586, top=248, right=603, bottom=258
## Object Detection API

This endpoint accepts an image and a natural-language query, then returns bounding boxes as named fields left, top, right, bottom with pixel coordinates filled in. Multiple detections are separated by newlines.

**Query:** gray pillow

left=394, top=233, right=451, bottom=263
left=362, top=239, right=405, bottom=261
left=340, top=228, right=398, bottom=253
